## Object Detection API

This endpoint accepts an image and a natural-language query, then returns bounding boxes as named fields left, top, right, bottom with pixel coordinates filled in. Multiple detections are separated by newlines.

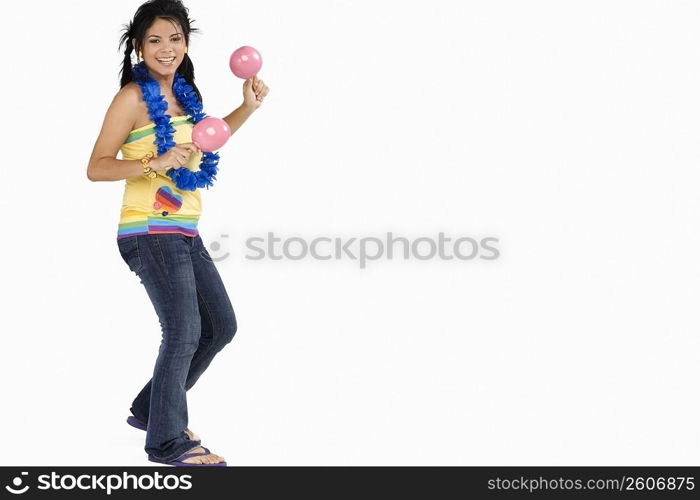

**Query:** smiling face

left=133, top=17, right=187, bottom=78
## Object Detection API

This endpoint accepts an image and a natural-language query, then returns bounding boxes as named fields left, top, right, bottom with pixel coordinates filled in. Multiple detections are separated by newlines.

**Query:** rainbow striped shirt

left=117, top=116, right=202, bottom=239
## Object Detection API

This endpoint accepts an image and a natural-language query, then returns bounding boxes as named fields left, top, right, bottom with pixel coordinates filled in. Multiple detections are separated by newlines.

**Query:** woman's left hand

left=243, top=75, right=270, bottom=110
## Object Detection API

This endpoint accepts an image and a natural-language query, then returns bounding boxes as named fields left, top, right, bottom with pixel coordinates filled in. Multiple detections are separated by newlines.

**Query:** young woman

left=87, top=0, right=269, bottom=466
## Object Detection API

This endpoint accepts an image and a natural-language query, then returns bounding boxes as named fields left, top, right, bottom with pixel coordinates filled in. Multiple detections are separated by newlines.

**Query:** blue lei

left=132, top=61, right=219, bottom=191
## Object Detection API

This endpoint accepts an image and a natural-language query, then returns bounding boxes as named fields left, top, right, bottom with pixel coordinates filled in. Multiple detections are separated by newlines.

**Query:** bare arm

left=222, top=103, right=256, bottom=136
left=222, top=75, right=268, bottom=136
left=86, top=86, right=142, bottom=182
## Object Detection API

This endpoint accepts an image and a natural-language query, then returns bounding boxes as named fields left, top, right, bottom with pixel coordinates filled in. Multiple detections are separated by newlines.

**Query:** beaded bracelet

left=141, top=151, right=157, bottom=179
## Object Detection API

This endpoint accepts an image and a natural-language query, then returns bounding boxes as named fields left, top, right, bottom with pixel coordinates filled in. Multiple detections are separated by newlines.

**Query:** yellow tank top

left=117, top=116, right=203, bottom=239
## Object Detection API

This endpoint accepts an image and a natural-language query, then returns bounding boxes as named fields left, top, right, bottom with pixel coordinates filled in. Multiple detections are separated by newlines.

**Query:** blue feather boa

left=132, top=61, right=220, bottom=191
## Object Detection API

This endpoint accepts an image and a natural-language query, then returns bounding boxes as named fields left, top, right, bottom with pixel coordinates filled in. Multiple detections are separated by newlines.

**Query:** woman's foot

left=185, top=429, right=201, bottom=442
left=179, top=446, right=225, bottom=464
left=127, top=416, right=201, bottom=442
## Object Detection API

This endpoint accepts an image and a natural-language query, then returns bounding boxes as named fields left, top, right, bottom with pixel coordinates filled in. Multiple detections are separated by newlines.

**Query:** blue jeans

left=116, top=233, right=237, bottom=463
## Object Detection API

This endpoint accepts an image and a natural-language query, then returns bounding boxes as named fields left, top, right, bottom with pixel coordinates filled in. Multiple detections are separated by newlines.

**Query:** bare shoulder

left=96, top=84, right=141, bottom=136
left=120, top=81, right=142, bottom=99
left=87, top=84, right=143, bottom=166
left=114, top=82, right=142, bottom=119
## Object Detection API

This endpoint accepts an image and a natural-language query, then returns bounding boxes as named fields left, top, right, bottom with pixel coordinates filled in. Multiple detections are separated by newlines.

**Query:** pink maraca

left=192, top=117, right=231, bottom=152
left=229, top=46, right=263, bottom=79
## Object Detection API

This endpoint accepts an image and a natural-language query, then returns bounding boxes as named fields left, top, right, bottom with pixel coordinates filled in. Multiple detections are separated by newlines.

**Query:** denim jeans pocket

left=117, top=236, right=143, bottom=274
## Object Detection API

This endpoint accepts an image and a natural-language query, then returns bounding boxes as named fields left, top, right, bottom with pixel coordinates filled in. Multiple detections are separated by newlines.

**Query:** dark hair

left=118, top=0, right=203, bottom=103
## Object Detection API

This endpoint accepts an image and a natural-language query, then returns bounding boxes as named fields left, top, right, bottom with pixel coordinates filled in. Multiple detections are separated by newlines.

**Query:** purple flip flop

left=149, top=446, right=227, bottom=467
left=126, top=416, right=148, bottom=431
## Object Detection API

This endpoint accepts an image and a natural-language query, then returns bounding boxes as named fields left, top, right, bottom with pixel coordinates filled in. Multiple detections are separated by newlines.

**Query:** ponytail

left=119, top=27, right=135, bottom=88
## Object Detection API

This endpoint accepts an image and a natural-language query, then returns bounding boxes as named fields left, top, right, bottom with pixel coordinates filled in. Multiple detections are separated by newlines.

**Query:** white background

left=0, top=0, right=698, bottom=465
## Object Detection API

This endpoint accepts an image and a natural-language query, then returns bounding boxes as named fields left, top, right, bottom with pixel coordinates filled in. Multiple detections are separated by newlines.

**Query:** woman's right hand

left=150, top=143, right=200, bottom=171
